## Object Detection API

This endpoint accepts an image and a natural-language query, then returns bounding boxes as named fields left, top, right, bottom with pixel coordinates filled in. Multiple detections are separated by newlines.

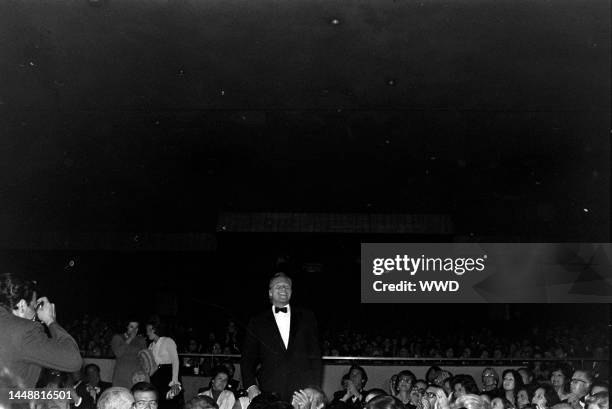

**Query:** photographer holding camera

left=0, top=273, right=83, bottom=388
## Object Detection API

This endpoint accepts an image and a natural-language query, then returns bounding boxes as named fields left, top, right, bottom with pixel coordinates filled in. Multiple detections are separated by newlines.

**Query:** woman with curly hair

left=501, top=369, right=524, bottom=407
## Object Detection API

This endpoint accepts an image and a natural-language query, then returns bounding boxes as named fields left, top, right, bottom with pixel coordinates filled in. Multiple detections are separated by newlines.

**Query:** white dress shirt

left=272, top=304, right=291, bottom=348
left=149, top=336, right=180, bottom=385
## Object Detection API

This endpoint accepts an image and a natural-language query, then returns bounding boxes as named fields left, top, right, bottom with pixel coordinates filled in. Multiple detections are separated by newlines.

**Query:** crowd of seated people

left=320, top=324, right=607, bottom=365
left=326, top=364, right=608, bottom=409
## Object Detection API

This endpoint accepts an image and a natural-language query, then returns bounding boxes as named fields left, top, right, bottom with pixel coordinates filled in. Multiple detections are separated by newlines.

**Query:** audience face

left=86, top=366, right=100, bottom=384
left=146, top=325, right=156, bottom=341
left=454, top=383, right=467, bottom=399
left=211, top=372, right=229, bottom=392
left=133, top=390, right=158, bottom=409
left=397, top=374, right=413, bottom=392
left=269, top=276, right=292, bottom=307
left=349, top=368, right=365, bottom=391
left=188, top=340, right=199, bottom=353
left=482, top=369, right=497, bottom=389
left=12, top=291, right=38, bottom=320
left=222, top=363, right=235, bottom=378
left=517, top=390, right=529, bottom=408
left=491, top=398, right=504, bottom=409
left=127, top=322, right=139, bottom=336
left=570, top=371, right=590, bottom=398
left=551, top=371, right=566, bottom=389
left=533, top=388, right=547, bottom=408
left=502, top=373, right=515, bottom=391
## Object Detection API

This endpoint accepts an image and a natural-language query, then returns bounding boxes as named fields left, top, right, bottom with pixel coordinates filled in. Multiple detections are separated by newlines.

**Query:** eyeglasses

left=426, top=392, right=437, bottom=398
left=571, top=379, right=587, bottom=384
left=133, top=401, right=158, bottom=409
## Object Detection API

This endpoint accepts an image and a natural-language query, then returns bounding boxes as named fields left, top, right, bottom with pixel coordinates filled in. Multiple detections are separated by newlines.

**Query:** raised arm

left=21, top=322, right=83, bottom=373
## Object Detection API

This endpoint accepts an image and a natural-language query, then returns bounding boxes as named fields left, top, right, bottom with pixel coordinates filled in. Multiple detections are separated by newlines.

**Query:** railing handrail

left=176, top=353, right=609, bottom=362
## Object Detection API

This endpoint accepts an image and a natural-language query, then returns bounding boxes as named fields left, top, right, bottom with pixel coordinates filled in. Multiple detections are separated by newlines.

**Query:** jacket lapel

left=287, top=307, right=300, bottom=352
left=266, top=309, right=287, bottom=352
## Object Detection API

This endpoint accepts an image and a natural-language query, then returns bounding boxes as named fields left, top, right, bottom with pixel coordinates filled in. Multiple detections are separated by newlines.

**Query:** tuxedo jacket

left=241, top=306, right=322, bottom=401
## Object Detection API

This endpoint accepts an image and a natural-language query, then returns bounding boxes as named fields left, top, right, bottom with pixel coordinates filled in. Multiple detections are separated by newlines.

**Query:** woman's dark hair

left=131, top=382, right=159, bottom=399
left=209, top=365, right=231, bottom=380
left=535, top=384, right=561, bottom=408
left=426, top=366, right=442, bottom=383
left=0, top=273, right=37, bottom=311
left=147, top=316, right=167, bottom=337
left=549, top=364, right=573, bottom=394
left=516, top=386, right=532, bottom=408
left=502, top=370, right=525, bottom=404
left=450, top=374, right=480, bottom=395
left=393, top=370, right=417, bottom=394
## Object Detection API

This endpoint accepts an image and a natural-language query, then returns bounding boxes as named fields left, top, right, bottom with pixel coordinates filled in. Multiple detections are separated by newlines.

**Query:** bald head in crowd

left=97, top=387, right=134, bottom=409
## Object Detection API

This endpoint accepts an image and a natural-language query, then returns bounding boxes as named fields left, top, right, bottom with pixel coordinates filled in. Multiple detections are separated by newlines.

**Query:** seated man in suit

left=74, top=364, right=112, bottom=409
left=331, top=366, right=369, bottom=409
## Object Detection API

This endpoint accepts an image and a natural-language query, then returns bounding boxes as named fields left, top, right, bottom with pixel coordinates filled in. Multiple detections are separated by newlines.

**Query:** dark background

left=0, top=0, right=609, bottom=326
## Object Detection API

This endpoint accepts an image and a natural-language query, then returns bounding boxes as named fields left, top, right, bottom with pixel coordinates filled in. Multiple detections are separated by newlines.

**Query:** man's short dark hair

left=0, top=273, right=37, bottom=311
left=450, top=375, right=480, bottom=395
left=210, top=365, right=231, bottom=380
left=575, top=370, right=595, bottom=385
left=590, top=381, right=610, bottom=394
left=131, top=382, right=158, bottom=399
left=348, top=365, right=368, bottom=386
left=85, top=363, right=101, bottom=374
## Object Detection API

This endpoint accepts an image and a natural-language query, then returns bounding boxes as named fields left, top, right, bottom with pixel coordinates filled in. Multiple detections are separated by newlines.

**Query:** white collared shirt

left=272, top=304, right=291, bottom=348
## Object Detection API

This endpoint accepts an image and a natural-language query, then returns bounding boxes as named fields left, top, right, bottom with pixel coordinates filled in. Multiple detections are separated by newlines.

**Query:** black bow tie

left=275, top=307, right=288, bottom=313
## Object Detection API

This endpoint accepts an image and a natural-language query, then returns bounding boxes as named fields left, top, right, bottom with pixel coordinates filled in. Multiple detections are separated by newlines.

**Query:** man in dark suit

left=0, top=273, right=83, bottom=389
left=241, top=272, right=322, bottom=402
left=73, top=364, right=113, bottom=409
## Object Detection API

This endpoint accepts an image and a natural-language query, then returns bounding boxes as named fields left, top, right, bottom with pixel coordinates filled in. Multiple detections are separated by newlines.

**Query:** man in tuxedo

left=74, top=364, right=113, bottom=409
left=241, top=273, right=322, bottom=402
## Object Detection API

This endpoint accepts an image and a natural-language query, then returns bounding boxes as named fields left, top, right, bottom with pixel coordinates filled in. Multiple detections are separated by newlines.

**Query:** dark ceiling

left=0, top=0, right=609, bottom=240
